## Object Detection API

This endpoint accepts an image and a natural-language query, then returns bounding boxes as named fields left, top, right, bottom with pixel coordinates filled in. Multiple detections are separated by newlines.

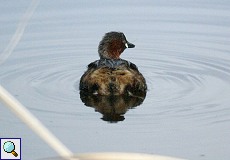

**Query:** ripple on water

left=1, top=29, right=230, bottom=125
left=1, top=1, right=230, bottom=160
left=134, top=34, right=230, bottom=124
left=1, top=1, right=230, bottom=124
left=0, top=48, right=86, bottom=114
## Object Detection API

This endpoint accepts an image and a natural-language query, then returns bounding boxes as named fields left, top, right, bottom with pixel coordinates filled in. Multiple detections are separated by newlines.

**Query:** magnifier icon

left=3, top=141, right=18, bottom=157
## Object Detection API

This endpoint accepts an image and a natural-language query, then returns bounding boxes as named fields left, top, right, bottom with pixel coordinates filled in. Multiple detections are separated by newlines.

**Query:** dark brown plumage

left=79, top=32, right=147, bottom=96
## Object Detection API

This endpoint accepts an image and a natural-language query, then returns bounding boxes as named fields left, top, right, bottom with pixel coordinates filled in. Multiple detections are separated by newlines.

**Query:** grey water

left=1, top=1, right=230, bottom=159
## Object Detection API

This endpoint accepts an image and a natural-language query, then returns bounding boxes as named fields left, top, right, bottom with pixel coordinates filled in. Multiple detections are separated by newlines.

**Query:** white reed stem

left=0, top=85, right=74, bottom=158
left=0, top=0, right=76, bottom=158
left=0, top=0, right=39, bottom=64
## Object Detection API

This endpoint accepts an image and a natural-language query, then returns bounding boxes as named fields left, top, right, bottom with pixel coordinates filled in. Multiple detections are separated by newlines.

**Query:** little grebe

left=79, top=31, right=147, bottom=96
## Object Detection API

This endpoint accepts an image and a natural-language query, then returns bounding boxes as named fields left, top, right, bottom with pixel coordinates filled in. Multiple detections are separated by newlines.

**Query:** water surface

left=0, top=1, right=230, bottom=160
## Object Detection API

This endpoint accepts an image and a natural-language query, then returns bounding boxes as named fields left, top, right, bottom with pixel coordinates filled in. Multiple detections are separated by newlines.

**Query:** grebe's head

left=98, top=31, right=135, bottom=59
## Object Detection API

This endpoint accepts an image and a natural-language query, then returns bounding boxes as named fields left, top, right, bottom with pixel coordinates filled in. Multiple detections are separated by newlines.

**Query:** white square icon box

left=0, top=138, right=21, bottom=160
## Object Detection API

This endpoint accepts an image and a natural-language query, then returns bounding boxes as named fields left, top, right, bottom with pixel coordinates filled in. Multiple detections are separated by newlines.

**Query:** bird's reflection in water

left=80, top=91, right=146, bottom=123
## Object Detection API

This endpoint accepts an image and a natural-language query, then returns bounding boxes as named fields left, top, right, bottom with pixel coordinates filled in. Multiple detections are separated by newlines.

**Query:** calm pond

left=0, top=1, right=230, bottom=160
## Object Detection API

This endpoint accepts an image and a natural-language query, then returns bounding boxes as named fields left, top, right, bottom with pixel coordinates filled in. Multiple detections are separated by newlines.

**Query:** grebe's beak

left=125, top=41, right=135, bottom=48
